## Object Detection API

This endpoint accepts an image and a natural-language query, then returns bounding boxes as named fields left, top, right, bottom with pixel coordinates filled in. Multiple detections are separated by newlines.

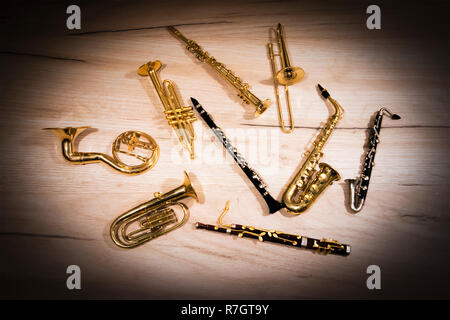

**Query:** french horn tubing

left=268, top=23, right=305, bottom=133
left=44, top=126, right=159, bottom=175
left=110, top=171, right=199, bottom=248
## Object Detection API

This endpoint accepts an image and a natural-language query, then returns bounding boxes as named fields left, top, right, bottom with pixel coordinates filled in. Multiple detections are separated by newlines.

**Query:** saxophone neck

left=329, top=97, right=344, bottom=119
left=318, top=84, right=344, bottom=118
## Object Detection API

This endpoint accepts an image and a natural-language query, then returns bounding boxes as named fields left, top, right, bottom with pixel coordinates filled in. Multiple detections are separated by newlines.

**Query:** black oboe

left=195, top=222, right=350, bottom=256
left=346, top=108, right=401, bottom=212
left=191, top=97, right=284, bottom=214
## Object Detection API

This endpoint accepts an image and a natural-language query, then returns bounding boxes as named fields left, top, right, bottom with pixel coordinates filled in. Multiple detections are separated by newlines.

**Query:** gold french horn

left=44, top=126, right=159, bottom=175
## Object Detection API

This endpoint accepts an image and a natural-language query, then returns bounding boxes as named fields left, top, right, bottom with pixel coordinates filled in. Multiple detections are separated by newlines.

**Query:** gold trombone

left=267, top=23, right=305, bottom=133
left=138, top=60, right=196, bottom=159
left=110, top=171, right=199, bottom=248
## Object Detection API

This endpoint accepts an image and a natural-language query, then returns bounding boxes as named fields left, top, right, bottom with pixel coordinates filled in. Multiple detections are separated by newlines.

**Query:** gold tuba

left=44, top=126, right=159, bottom=175
left=110, top=171, right=199, bottom=248
left=282, top=84, right=343, bottom=214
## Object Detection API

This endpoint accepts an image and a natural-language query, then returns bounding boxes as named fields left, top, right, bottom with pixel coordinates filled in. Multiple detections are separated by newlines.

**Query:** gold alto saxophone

left=282, top=84, right=343, bottom=214
left=168, top=26, right=271, bottom=117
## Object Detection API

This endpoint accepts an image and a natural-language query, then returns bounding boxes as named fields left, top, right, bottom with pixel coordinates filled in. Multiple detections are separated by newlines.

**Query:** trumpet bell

left=137, top=60, right=162, bottom=76
left=276, top=66, right=305, bottom=86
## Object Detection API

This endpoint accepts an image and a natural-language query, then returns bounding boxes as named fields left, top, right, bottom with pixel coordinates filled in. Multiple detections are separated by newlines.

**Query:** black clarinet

left=345, top=108, right=401, bottom=212
left=195, top=222, right=350, bottom=256
left=191, top=97, right=284, bottom=214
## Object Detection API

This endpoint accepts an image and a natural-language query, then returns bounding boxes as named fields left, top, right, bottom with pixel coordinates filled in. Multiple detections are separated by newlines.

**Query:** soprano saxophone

left=282, top=84, right=343, bottom=214
left=168, top=26, right=271, bottom=117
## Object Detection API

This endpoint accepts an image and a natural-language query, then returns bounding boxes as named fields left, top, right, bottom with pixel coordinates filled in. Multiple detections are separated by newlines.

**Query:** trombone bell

left=276, top=66, right=305, bottom=86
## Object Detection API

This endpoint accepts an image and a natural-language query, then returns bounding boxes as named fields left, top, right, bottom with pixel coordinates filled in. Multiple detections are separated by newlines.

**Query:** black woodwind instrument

left=190, top=97, right=284, bottom=214
left=196, top=201, right=350, bottom=256
left=346, top=108, right=401, bottom=212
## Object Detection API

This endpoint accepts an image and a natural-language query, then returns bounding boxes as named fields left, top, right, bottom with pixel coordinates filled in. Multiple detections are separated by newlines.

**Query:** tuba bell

left=110, top=171, right=199, bottom=248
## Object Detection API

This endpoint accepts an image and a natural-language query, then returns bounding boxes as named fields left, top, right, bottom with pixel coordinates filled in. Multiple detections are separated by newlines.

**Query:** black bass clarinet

left=346, top=108, right=401, bottom=212
left=196, top=201, right=350, bottom=256
left=191, top=97, right=284, bottom=214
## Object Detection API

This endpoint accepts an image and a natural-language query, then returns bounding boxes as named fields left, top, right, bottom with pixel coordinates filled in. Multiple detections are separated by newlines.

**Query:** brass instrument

left=196, top=201, right=350, bottom=256
left=168, top=26, right=271, bottom=117
left=282, top=84, right=343, bottom=214
left=44, top=126, right=159, bottom=174
left=138, top=60, right=196, bottom=159
left=110, top=171, right=199, bottom=248
left=268, top=23, right=305, bottom=133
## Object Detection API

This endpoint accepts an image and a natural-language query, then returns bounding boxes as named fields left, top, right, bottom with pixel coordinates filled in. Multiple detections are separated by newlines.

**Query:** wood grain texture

left=0, top=0, right=449, bottom=299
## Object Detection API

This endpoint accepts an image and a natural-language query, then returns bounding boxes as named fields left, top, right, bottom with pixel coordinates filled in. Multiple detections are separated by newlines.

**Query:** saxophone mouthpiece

left=318, top=84, right=330, bottom=99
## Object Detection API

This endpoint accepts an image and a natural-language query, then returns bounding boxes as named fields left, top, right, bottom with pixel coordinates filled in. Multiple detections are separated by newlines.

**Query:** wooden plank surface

left=0, top=0, right=449, bottom=299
